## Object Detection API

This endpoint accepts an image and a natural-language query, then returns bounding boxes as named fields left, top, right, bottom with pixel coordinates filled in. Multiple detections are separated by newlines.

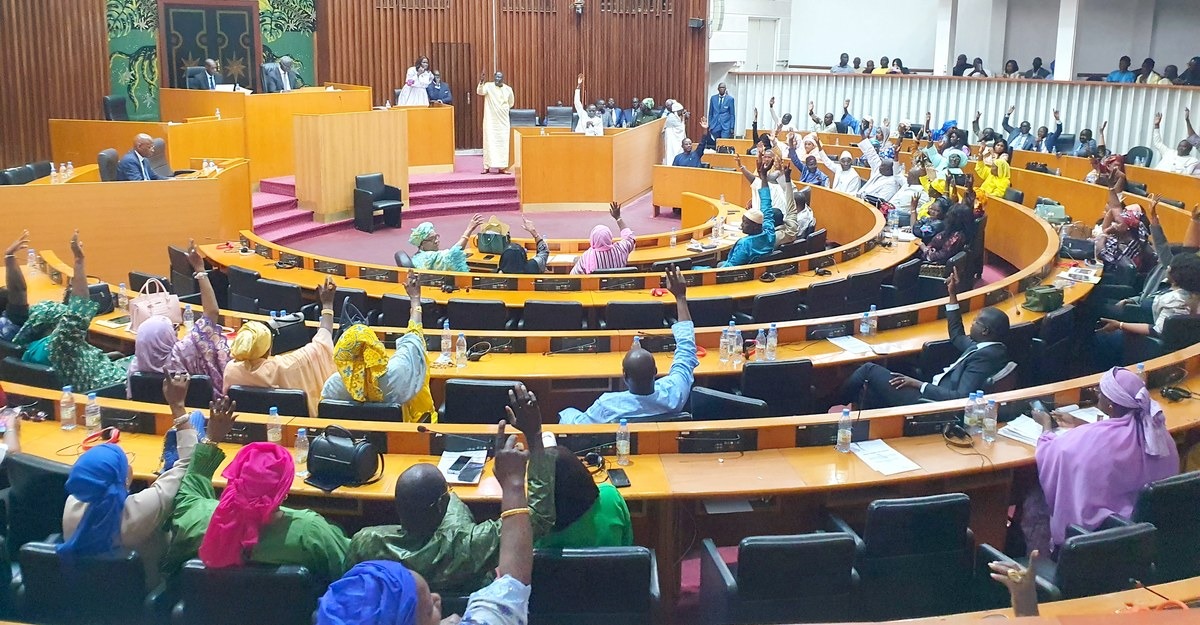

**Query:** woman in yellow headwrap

left=320, top=271, right=435, bottom=422
left=222, top=277, right=338, bottom=416
left=976, top=156, right=1012, bottom=199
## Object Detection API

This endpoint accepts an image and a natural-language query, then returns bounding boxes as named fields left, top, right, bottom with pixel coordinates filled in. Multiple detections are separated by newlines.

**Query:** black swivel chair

left=378, top=293, right=440, bottom=328
left=226, top=386, right=309, bottom=417
left=652, top=258, right=693, bottom=271
left=690, top=387, right=769, bottom=421
left=797, top=278, right=849, bottom=319
left=520, top=301, right=586, bottom=331
left=844, top=269, right=885, bottom=314
left=1, top=166, right=34, bottom=185
left=302, top=288, right=374, bottom=322
left=318, top=399, right=405, bottom=423
left=802, top=229, right=827, bottom=254
left=445, top=299, right=509, bottom=330
left=739, top=360, right=816, bottom=417
left=509, top=109, right=538, bottom=127
left=169, top=559, right=321, bottom=625
left=97, top=148, right=121, bottom=182
left=686, top=297, right=735, bottom=327
left=128, top=271, right=171, bottom=294
left=129, top=372, right=213, bottom=408
left=247, top=279, right=304, bottom=315
left=829, top=493, right=974, bottom=620
left=1, top=356, right=62, bottom=391
left=102, top=95, right=128, bottom=121
left=543, top=106, right=574, bottom=128
left=226, top=265, right=261, bottom=300
left=1124, top=146, right=1153, bottom=168
left=1124, top=314, right=1200, bottom=363
left=227, top=293, right=260, bottom=315
left=603, top=301, right=667, bottom=330
left=353, top=173, right=403, bottom=234
left=148, top=137, right=180, bottom=178
left=1096, top=471, right=1200, bottom=583
left=776, top=239, right=806, bottom=260
left=1030, top=304, right=1075, bottom=382
left=1002, top=187, right=1025, bottom=205
left=16, top=542, right=145, bottom=625
left=740, top=289, right=801, bottom=324
left=529, top=547, right=660, bottom=625
left=1124, top=180, right=1149, bottom=197
left=1004, top=321, right=1038, bottom=388
left=880, top=258, right=922, bottom=308
left=699, top=533, right=859, bottom=624
left=439, top=379, right=519, bottom=424
left=168, top=245, right=201, bottom=297
left=1054, top=133, right=1076, bottom=155
left=4, top=453, right=71, bottom=559
left=30, top=161, right=53, bottom=180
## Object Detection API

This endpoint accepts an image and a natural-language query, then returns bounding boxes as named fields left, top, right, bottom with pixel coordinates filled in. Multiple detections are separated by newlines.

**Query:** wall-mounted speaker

left=687, top=17, right=705, bottom=29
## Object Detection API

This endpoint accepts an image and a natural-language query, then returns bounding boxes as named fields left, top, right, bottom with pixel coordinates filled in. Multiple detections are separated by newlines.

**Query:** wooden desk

left=392, top=105, right=456, bottom=173
left=294, top=110, right=410, bottom=222
left=160, top=86, right=373, bottom=182
left=48, top=117, right=246, bottom=171
left=651, top=165, right=751, bottom=217
left=1010, top=150, right=1200, bottom=210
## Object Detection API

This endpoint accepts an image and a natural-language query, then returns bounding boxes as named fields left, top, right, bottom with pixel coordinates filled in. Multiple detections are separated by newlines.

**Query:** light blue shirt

left=558, top=321, right=698, bottom=424
left=719, top=187, right=776, bottom=267
left=1072, top=138, right=1098, bottom=157
left=321, top=330, right=427, bottom=405
left=1106, top=70, right=1136, bottom=83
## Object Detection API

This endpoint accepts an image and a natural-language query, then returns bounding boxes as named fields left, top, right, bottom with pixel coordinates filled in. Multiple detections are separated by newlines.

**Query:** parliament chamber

left=2, top=1, right=1200, bottom=623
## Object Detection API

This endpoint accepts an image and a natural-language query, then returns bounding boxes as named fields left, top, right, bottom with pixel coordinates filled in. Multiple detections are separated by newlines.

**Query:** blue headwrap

left=58, top=444, right=128, bottom=557
left=931, top=120, right=958, bottom=142
left=317, top=561, right=419, bottom=625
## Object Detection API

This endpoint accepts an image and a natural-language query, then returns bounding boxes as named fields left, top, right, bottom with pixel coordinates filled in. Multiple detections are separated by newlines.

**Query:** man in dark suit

left=839, top=268, right=1009, bottom=409
left=603, top=97, right=624, bottom=128
left=117, top=134, right=168, bottom=181
left=624, top=97, right=640, bottom=129
left=262, top=56, right=300, bottom=93
left=707, top=82, right=736, bottom=143
left=188, top=58, right=223, bottom=90
left=426, top=70, right=453, bottom=105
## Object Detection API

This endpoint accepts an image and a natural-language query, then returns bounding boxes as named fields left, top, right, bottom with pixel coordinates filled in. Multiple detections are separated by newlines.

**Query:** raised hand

left=163, top=371, right=191, bottom=413
left=70, top=230, right=83, bottom=260
left=521, top=217, right=539, bottom=238
left=753, top=107, right=758, bottom=122
left=769, top=96, right=776, bottom=109
left=1186, top=107, right=1191, bottom=122
left=1099, top=120, right=1108, bottom=133
left=699, top=116, right=709, bottom=129
left=732, top=152, right=743, bottom=168
left=479, top=71, right=487, bottom=83
left=946, top=266, right=961, bottom=296
left=843, top=98, right=851, bottom=110
left=664, top=264, right=687, bottom=299
left=491, top=422, right=528, bottom=488
left=974, top=111, right=981, bottom=122
left=1007, top=105, right=1016, bottom=116
left=1154, top=112, right=1163, bottom=127
left=6, top=230, right=29, bottom=256
left=469, top=213, right=486, bottom=230
left=608, top=201, right=622, bottom=221
left=1052, top=109, right=1060, bottom=121
left=808, top=101, right=815, bottom=114
left=316, top=275, right=337, bottom=308
left=186, top=238, right=205, bottom=273
left=404, top=268, right=421, bottom=300
left=207, top=395, right=239, bottom=443
left=503, top=383, right=542, bottom=441
left=576, top=73, right=584, bottom=86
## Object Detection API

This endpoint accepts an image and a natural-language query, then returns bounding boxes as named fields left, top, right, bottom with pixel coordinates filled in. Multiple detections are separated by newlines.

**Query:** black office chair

left=829, top=493, right=974, bottom=619
left=968, top=211, right=987, bottom=281
left=439, top=379, right=519, bottom=424
left=520, top=301, right=586, bottom=331
left=1124, top=314, right=1200, bottom=363
left=1124, top=146, right=1153, bottom=168
left=603, top=301, right=666, bottom=330
left=775, top=239, right=806, bottom=260
left=226, top=386, right=309, bottom=417
left=30, top=160, right=53, bottom=180
left=509, top=109, right=538, bottom=127
left=302, top=288, right=373, bottom=321
left=1160, top=197, right=1185, bottom=209
left=985, top=361, right=1018, bottom=393
left=102, top=95, right=128, bottom=121
left=1097, top=471, right=1200, bottom=583
left=226, top=265, right=261, bottom=300
left=880, top=258, right=922, bottom=308
left=4, top=453, right=71, bottom=559
left=378, top=293, right=440, bottom=328
left=844, top=269, right=885, bottom=314
left=652, top=258, right=693, bottom=271
left=1002, top=187, right=1025, bottom=204
left=1004, top=321, right=1039, bottom=387
left=353, top=173, right=403, bottom=234
left=168, top=245, right=200, bottom=296
left=690, top=387, right=769, bottom=421
left=169, top=559, right=321, bottom=625
left=977, top=523, right=1156, bottom=604
left=1054, top=133, right=1076, bottom=155
left=686, top=297, right=735, bottom=327
left=227, top=293, right=260, bottom=315
left=128, top=271, right=171, bottom=294
left=394, top=251, right=415, bottom=268
left=911, top=338, right=959, bottom=382
left=803, top=228, right=827, bottom=254
left=1, top=166, right=34, bottom=185
left=797, top=278, right=848, bottom=319
left=1031, top=304, right=1075, bottom=382
left=318, top=399, right=404, bottom=423
left=1, top=356, right=62, bottom=391
left=97, top=148, right=120, bottom=182
left=529, top=547, right=659, bottom=625
left=148, top=137, right=179, bottom=178
left=129, top=372, right=213, bottom=408
left=739, top=360, right=816, bottom=417
left=16, top=541, right=145, bottom=625
left=739, top=289, right=801, bottom=324
left=543, top=106, right=574, bottom=128
left=699, top=533, right=858, bottom=624
left=445, top=299, right=509, bottom=330
left=0, top=338, right=23, bottom=359
left=248, top=279, right=304, bottom=315
left=1124, top=180, right=1149, bottom=197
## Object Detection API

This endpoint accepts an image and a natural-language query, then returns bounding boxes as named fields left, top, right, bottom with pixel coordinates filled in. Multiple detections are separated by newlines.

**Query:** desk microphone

left=416, top=425, right=495, bottom=453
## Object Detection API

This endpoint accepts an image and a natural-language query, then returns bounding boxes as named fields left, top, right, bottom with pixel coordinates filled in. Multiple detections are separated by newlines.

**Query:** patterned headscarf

left=230, top=321, right=272, bottom=362
left=408, top=222, right=436, bottom=248
left=641, top=98, right=655, bottom=110
left=317, top=561, right=419, bottom=625
left=333, top=324, right=388, bottom=402
left=11, top=300, right=67, bottom=346
left=198, top=442, right=294, bottom=568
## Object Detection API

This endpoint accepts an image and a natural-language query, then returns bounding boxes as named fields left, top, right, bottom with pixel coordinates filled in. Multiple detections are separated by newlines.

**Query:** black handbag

left=304, top=425, right=385, bottom=493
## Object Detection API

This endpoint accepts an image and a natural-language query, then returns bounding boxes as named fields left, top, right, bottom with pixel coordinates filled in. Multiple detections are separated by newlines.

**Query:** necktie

left=140, top=158, right=150, bottom=181
left=209, top=74, right=215, bottom=89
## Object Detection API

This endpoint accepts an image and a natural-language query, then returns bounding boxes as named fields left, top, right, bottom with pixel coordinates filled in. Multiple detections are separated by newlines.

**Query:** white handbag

left=129, top=279, right=181, bottom=331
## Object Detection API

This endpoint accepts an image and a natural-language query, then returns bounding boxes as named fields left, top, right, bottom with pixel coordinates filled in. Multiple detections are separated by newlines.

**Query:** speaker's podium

left=512, top=118, right=665, bottom=212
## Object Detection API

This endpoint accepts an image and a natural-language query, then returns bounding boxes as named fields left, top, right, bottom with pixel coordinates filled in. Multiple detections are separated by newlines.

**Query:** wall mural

left=104, top=0, right=316, bottom=121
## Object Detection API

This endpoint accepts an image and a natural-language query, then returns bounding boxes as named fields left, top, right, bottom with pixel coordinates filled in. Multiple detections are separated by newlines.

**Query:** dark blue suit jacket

left=117, top=150, right=165, bottom=181
left=708, top=94, right=736, bottom=138
left=426, top=81, right=453, bottom=104
left=603, top=108, right=625, bottom=128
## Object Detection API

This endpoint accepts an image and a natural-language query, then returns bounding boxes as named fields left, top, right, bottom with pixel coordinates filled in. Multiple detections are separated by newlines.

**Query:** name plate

left=806, top=320, right=853, bottom=340
left=636, top=335, right=676, bottom=353
left=677, top=429, right=758, bottom=454
left=809, top=255, right=835, bottom=270
left=1019, top=274, right=1044, bottom=291
left=278, top=252, right=303, bottom=268
left=418, top=272, right=448, bottom=287
left=549, top=336, right=610, bottom=354
left=937, top=299, right=971, bottom=319
left=863, top=238, right=878, bottom=252
left=659, top=273, right=702, bottom=288
left=472, top=276, right=516, bottom=291
left=359, top=267, right=398, bottom=283
left=841, top=246, right=862, bottom=261
left=715, top=268, right=754, bottom=284
left=533, top=278, right=580, bottom=292
left=795, top=420, right=870, bottom=447
left=599, top=277, right=642, bottom=291
left=985, top=288, right=1013, bottom=307
left=313, top=260, right=346, bottom=276
left=765, top=262, right=800, bottom=277
left=254, top=243, right=273, bottom=259
left=878, top=310, right=918, bottom=331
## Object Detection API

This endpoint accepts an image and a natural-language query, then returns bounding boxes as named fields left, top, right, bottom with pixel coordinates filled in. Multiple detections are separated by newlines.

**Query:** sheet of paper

left=437, top=449, right=488, bottom=485
left=1068, top=406, right=1106, bottom=423
left=827, top=335, right=873, bottom=353
left=999, top=415, right=1044, bottom=446
left=1057, top=268, right=1101, bottom=284
left=849, top=440, right=921, bottom=476
left=549, top=254, right=577, bottom=264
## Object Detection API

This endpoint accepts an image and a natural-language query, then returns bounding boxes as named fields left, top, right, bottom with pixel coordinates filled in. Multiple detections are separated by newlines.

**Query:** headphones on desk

left=942, top=422, right=974, bottom=449
left=81, top=427, right=121, bottom=450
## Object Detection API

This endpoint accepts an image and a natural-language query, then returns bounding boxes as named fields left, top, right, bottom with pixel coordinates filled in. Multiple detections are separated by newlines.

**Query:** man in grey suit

left=262, top=56, right=301, bottom=93
left=188, top=59, right=223, bottom=90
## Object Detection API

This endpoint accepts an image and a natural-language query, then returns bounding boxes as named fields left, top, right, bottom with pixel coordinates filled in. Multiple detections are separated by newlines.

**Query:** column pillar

left=933, top=0, right=959, bottom=76
left=1053, top=0, right=1081, bottom=81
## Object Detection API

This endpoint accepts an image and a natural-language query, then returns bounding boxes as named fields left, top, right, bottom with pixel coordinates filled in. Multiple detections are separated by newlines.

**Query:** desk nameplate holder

left=841, top=245, right=862, bottom=261
left=806, top=320, right=854, bottom=340
left=533, top=278, right=581, bottom=292
left=878, top=310, right=918, bottom=331
left=809, top=256, right=835, bottom=271
left=548, top=336, right=610, bottom=354
left=796, top=420, right=870, bottom=447
left=472, top=276, right=516, bottom=291
left=677, top=429, right=758, bottom=454
left=313, top=260, right=346, bottom=276
left=359, top=267, right=398, bottom=283
left=715, top=268, right=754, bottom=284
left=255, top=243, right=273, bottom=259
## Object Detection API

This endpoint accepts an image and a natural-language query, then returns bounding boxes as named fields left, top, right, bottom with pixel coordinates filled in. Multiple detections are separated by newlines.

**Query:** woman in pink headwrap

left=570, top=201, right=635, bottom=275
left=1029, top=367, right=1179, bottom=552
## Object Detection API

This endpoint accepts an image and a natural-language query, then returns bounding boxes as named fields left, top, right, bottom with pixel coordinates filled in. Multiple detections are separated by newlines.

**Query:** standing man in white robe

left=662, top=102, right=687, bottom=165
left=477, top=71, right=516, bottom=174
left=573, top=73, right=604, bottom=136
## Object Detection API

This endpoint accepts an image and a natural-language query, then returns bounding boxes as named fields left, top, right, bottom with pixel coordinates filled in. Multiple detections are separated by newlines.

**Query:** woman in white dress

left=662, top=102, right=687, bottom=165
left=396, top=55, right=432, bottom=106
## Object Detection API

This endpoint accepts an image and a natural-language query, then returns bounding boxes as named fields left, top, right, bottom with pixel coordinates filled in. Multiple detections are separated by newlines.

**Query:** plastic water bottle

left=60, top=386, right=76, bottom=431
left=631, top=336, right=641, bottom=351
left=384, top=100, right=391, bottom=109
left=1136, top=362, right=1146, bottom=383
left=729, top=322, right=743, bottom=367
left=455, top=333, right=467, bottom=368
left=50, top=170, right=59, bottom=185
left=669, top=231, right=677, bottom=247
left=441, top=321, right=452, bottom=360
left=720, top=193, right=726, bottom=204
left=84, top=392, right=101, bottom=435
left=26, top=248, right=38, bottom=276
left=294, top=428, right=310, bottom=477
left=182, top=305, right=194, bottom=330
left=969, top=391, right=986, bottom=435
left=719, top=327, right=730, bottom=364
left=214, top=108, right=221, bottom=119
left=867, top=305, right=878, bottom=335
left=982, top=399, right=998, bottom=443
left=766, top=323, right=778, bottom=361
left=66, top=162, right=74, bottom=178
left=615, top=419, right=631, bottom=466
left=836, top=408, right=852, bottom=453
left=755, top=329, right=766, bottom=361
left=117, top=283, right=129, bottom=312
left=58, top=163, right=67, bottom=179
left=267, top=406, right=281, bottom=443
left=887, top=208, right=899, bottom=233
left=859, top=312, right=872, bottom=337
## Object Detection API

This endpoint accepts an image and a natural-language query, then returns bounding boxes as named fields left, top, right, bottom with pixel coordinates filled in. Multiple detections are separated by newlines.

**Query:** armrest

left=1065, top=524, right=1091, bottom=539
left=698, top=539, right=734, bottom=625
left=300, top=302, right=319, bottom=321
left=980, top=544, right=1063, bottom=603
left=1098, top=514, right=1135, bottom=531
left=178, top=293, right=201, bottom=305
left=145, top=577, right=181, bottom=624
left=826, top=515, right=866, bottom=554
left=647, top=548, right=661, bottom=622
left=383, top=185, right=402, bottom=201
left=416, top=411, right=434, bottom=424
left=353, top=188, right=375, bottom=210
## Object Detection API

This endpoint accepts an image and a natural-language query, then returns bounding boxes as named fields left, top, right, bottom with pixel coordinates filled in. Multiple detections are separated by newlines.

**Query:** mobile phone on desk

left=608, top=468, right=631, bottom=488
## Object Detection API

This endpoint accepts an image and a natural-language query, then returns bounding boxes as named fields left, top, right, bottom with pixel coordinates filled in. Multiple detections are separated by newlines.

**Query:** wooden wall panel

left=318, top=0, right=708, bottom=150
left=0, top=0, right=109, bottom=168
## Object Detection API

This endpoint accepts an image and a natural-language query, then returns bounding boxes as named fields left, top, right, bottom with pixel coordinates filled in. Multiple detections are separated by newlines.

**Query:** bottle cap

left=842, top=408, right=850, bottom=416
left=63, top=385, right=73, bottom=393
left=269, top=406, right=278, bottom=414
left=87, top=392, right=96, bottom=400
left=619, top=418, right=628, bottom=426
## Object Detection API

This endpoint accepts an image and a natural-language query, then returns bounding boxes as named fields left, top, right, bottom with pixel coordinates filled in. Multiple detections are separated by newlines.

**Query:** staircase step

left=272, top=220, right=356, bottom=245
left=254, top=208, right=313, bottom=230
left=406, top=199, right=521, bottom=217
left=252, top=192, right=299, bottom=215
left=408, top=187, right=518, bottom=204
left=259, top=176, right=296, bottom=197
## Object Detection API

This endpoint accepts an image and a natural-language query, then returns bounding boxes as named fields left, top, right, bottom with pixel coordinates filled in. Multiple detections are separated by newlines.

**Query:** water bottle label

left=836, top=429, right=852, bottom=446
left=616, top=440, right=630, bottom=456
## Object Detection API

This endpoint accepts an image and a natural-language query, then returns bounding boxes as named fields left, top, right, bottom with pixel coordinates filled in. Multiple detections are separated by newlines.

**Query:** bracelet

left=194, top=271, right=208, bottom=280
left=412, top=305, right=423, bottom=314
left=321, top=308, right=335, bottom=317
left=1119, top=321, right=1125, bottom=331
left=499, top=507, right=531, bottom=520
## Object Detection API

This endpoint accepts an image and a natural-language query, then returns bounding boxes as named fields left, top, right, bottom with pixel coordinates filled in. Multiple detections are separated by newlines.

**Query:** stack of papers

left=548, top=254, right=578, bottom=264
left=850, top=440, right=921, bottom=476
left=1057, top=267, right=1101, bottom=284
left=999, top=415, right=1044, bottom=446
left=827, top=335, right=873, bottom=353
left=437, top=450, right=488, bottom=485
left=1056, top=404, right=1104, bottom=423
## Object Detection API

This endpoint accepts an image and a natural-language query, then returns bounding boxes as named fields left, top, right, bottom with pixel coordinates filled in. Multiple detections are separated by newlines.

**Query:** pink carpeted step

left=254, top=208, right=313, bottom=231
left=271, top=220, right=356, bottom=245
left=252, top=192, right=299, bottom=216
left=408, top=180, right=516, bottom=196
left=259, top=176, right=296, bottom=197
left=408, top=187, right=518, bottom=205
left=405, top=199, right=521, bottom=218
